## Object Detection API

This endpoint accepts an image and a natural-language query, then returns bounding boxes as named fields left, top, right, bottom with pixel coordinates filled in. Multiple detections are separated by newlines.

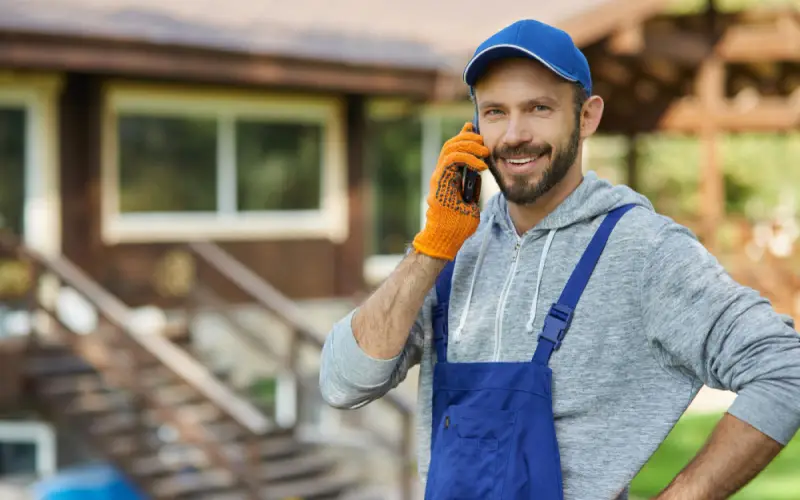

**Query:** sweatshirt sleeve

left=640, top=221, right=800, bottom=445
left=318, top=287, right=434, bottom=409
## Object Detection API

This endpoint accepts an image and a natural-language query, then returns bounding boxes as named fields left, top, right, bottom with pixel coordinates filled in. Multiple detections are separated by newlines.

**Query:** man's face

left=474, top=58, right=585, bottom=206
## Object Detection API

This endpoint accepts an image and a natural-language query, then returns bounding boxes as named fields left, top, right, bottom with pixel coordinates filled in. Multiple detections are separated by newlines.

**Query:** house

left=0, top=0, right=797, bottom=497
left=0, top=0, right=681, bottom=305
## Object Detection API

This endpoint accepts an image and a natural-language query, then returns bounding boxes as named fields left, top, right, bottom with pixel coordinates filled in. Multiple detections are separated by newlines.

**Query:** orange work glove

left=412, top=122, right=489, bottom=261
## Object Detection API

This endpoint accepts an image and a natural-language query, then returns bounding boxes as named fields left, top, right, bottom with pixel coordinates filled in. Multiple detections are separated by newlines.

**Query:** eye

left=534, top=105, right=551, bottom=112
left=485, top=109, right=504, bottom=117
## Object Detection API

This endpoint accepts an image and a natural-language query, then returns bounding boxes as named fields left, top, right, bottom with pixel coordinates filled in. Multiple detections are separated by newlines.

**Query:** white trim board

left=0, top=73, right=63, bottom=257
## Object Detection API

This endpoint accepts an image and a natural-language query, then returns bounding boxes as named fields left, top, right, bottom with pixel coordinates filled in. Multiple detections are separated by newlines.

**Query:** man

left=319, top=19, right=800, bottom=500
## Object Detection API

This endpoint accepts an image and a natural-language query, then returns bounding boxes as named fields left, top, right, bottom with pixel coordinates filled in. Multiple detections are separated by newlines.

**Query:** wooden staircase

left=1, top=235, right=365, bottom=499
left=185, top=242, right=418, bottom=500
left=26, top=343, right=360, bottom=499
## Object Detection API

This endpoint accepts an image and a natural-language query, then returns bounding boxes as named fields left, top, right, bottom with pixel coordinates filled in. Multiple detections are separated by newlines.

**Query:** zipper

left=492, top=236, right=524, bottom=361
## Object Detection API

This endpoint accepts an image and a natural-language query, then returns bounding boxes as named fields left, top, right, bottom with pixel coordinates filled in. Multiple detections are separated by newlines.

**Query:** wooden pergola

left=581, top=5, right=799, bottom=251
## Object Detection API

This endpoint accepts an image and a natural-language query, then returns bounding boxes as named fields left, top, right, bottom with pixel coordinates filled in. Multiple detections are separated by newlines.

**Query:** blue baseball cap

left=463, top=19, right=592, bottom=95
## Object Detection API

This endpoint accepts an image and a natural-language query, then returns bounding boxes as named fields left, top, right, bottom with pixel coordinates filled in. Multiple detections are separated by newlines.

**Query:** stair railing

left=188, top=241, right=417, bottom=500
left=0, top=234, right=267, bottom=499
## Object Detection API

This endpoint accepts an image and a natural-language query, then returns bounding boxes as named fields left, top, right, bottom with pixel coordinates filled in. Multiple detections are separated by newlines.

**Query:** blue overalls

left=424, top=204, right=635, bottom=500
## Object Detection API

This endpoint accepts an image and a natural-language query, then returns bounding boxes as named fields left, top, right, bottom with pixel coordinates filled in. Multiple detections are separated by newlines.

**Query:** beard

left=488, top=122, right=581, bottom=206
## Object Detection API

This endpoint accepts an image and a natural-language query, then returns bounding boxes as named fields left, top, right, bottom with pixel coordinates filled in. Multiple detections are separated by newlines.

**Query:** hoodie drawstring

left=526, top=229, right=557, bottom=333
left=453, top=217, right=556, bottom=343
left=452, top=213, right=495, bottom=343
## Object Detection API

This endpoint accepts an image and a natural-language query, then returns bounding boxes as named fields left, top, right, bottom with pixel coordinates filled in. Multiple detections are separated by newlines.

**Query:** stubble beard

left=488, top=123, right=581, bottom=206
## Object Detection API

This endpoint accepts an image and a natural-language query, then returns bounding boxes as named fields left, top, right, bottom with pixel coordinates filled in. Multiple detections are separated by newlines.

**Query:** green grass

left=630, top=413, right=800, bottom=499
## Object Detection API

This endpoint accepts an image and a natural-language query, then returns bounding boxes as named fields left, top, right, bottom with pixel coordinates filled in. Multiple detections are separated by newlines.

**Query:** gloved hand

left=412, top=122, right=489, bottom=261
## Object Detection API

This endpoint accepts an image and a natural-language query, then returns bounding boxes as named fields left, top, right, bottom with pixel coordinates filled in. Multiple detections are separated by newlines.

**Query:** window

left=0, top=421, right=56, bottom=479
left=103, top=86, right=347, bottom=243
left=117, top=114, right=217, bottom=214
left=365, top=101, right=423, bottom=257
left=0, top=442, right=36, bottom=476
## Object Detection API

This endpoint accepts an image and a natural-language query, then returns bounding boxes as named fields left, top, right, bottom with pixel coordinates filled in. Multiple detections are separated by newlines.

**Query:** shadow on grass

left=630, top=412, right=800, bottom=499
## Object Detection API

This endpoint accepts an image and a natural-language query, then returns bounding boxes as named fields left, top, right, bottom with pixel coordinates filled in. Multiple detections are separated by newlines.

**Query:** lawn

left=630, top=412, right=800, bottom=499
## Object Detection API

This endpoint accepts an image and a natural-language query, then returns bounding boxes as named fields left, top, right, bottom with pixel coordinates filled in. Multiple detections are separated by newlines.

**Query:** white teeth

left=507, top=157, right=537, bottom=165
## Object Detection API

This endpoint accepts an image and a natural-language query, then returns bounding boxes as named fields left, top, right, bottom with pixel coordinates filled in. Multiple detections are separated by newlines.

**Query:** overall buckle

left=538, top=303, right=574, bottom=351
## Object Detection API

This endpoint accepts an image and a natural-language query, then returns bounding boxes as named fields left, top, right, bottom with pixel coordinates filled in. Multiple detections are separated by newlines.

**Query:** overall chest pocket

left=429, top=405, right=517, bottom=500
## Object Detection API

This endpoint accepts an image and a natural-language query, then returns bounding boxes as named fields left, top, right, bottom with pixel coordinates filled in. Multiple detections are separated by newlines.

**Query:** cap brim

left=463, top=44, right=578, bottom=87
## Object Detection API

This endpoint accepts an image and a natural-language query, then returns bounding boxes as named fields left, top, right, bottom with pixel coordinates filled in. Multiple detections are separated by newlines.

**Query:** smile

left=506, top=156, right=539, bottom=165
left=501, top=155, right=545, bottom=174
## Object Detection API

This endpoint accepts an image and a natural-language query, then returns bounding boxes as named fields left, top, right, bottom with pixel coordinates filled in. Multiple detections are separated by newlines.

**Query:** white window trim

left=0, top=72, right=63, bottom=258
left=101, top=83, right=348, bottom=244
left=0, top=420, right=57, bottom=478
left=364, top=101, right=499, bottom=285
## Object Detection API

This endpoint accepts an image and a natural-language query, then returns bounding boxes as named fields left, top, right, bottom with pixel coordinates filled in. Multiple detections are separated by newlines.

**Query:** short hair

left=572, top=83, right=589, bottom=123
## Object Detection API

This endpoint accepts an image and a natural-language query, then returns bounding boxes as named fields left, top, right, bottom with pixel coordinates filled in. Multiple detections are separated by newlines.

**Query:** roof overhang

left=0, top=30, right=440, bottom=98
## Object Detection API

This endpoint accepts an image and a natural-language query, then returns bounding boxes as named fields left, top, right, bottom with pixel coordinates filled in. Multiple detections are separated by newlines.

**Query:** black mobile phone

left=461, top=109, right=482, bottom=203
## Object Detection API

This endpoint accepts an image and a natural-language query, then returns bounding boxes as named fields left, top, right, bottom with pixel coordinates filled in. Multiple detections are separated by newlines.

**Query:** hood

left=484, top=170, right=654, bottom=235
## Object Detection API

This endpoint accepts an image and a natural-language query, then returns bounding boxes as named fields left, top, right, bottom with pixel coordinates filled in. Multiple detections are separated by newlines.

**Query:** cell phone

left=461, top=108, right=482, bottom=203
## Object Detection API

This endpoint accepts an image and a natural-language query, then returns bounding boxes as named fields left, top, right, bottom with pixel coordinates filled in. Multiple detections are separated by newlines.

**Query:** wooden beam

left=640, top=30, right=713, bottom=64
left=608, top=22, right=645, bottom=55
left=608, top=15, right=800, bottom=63
left=557, top=0, right=670, bottom=47
left=696, top=57, right=725, bottom=252
left=658, top=96, right=800, bottom=132
left=717, top=15, right=800, bottom=62
left=0, top=30, right=439, bottom=98
left=336, top=95, right=367, bottom=296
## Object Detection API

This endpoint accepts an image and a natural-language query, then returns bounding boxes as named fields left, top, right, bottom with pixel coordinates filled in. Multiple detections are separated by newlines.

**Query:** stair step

left=27, top=352, right=177, bottom=385
left=64, top=392, right=224, bottom=422
left=26, top=354, right=95, bottom=376
left=196, top=468, right=361, bottom=500
left=35, top=370, right=175, bottom=395
left=90, top=412, right=260, bottom=446
left=151, top=451, right=338, bottom=497
left=44, top=378, right=206, bottom=410
left=129, top=434, right=306, bottom=477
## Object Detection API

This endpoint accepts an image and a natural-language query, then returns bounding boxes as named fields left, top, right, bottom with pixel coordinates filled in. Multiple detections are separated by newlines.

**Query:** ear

left=580, top=95, right=604, bottom=139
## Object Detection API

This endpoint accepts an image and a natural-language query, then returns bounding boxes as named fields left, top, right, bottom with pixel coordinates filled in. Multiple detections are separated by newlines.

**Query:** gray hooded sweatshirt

left=320, top=171, right=800, bottom=499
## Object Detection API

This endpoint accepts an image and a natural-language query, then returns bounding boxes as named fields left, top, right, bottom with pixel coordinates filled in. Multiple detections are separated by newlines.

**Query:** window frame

left=101, top=83, right=348, bottom=243
left=0, top=73, right=62, bottom=257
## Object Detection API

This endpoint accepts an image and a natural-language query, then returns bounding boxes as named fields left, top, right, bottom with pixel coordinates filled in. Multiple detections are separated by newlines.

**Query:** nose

left=501, top=116, right=533, bottom=148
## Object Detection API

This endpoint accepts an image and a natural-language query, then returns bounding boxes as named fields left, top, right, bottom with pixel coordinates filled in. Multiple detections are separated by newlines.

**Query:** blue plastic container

left=31, top=463, right=145, bottom=500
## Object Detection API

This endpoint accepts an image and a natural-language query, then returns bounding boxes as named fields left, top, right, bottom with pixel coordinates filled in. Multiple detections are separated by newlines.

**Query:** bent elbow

left=318, top=372, right=370, bottom=410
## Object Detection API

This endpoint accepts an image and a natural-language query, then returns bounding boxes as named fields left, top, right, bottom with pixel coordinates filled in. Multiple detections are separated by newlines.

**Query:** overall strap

left=432, top=258, right=456, bottom=363
left=532, top=204, right=636, bottom=365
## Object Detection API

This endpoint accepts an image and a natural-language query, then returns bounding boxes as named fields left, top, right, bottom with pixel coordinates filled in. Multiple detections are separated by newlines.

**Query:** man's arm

left=655, top=413, right=783, bottom=499
left=320, top=120, right=487, bottom=410
left=352, top=250, right=446, bottom=359
left=319, top=250, right=445, bottom=409
left=640, top=221, right=800, bottom=497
